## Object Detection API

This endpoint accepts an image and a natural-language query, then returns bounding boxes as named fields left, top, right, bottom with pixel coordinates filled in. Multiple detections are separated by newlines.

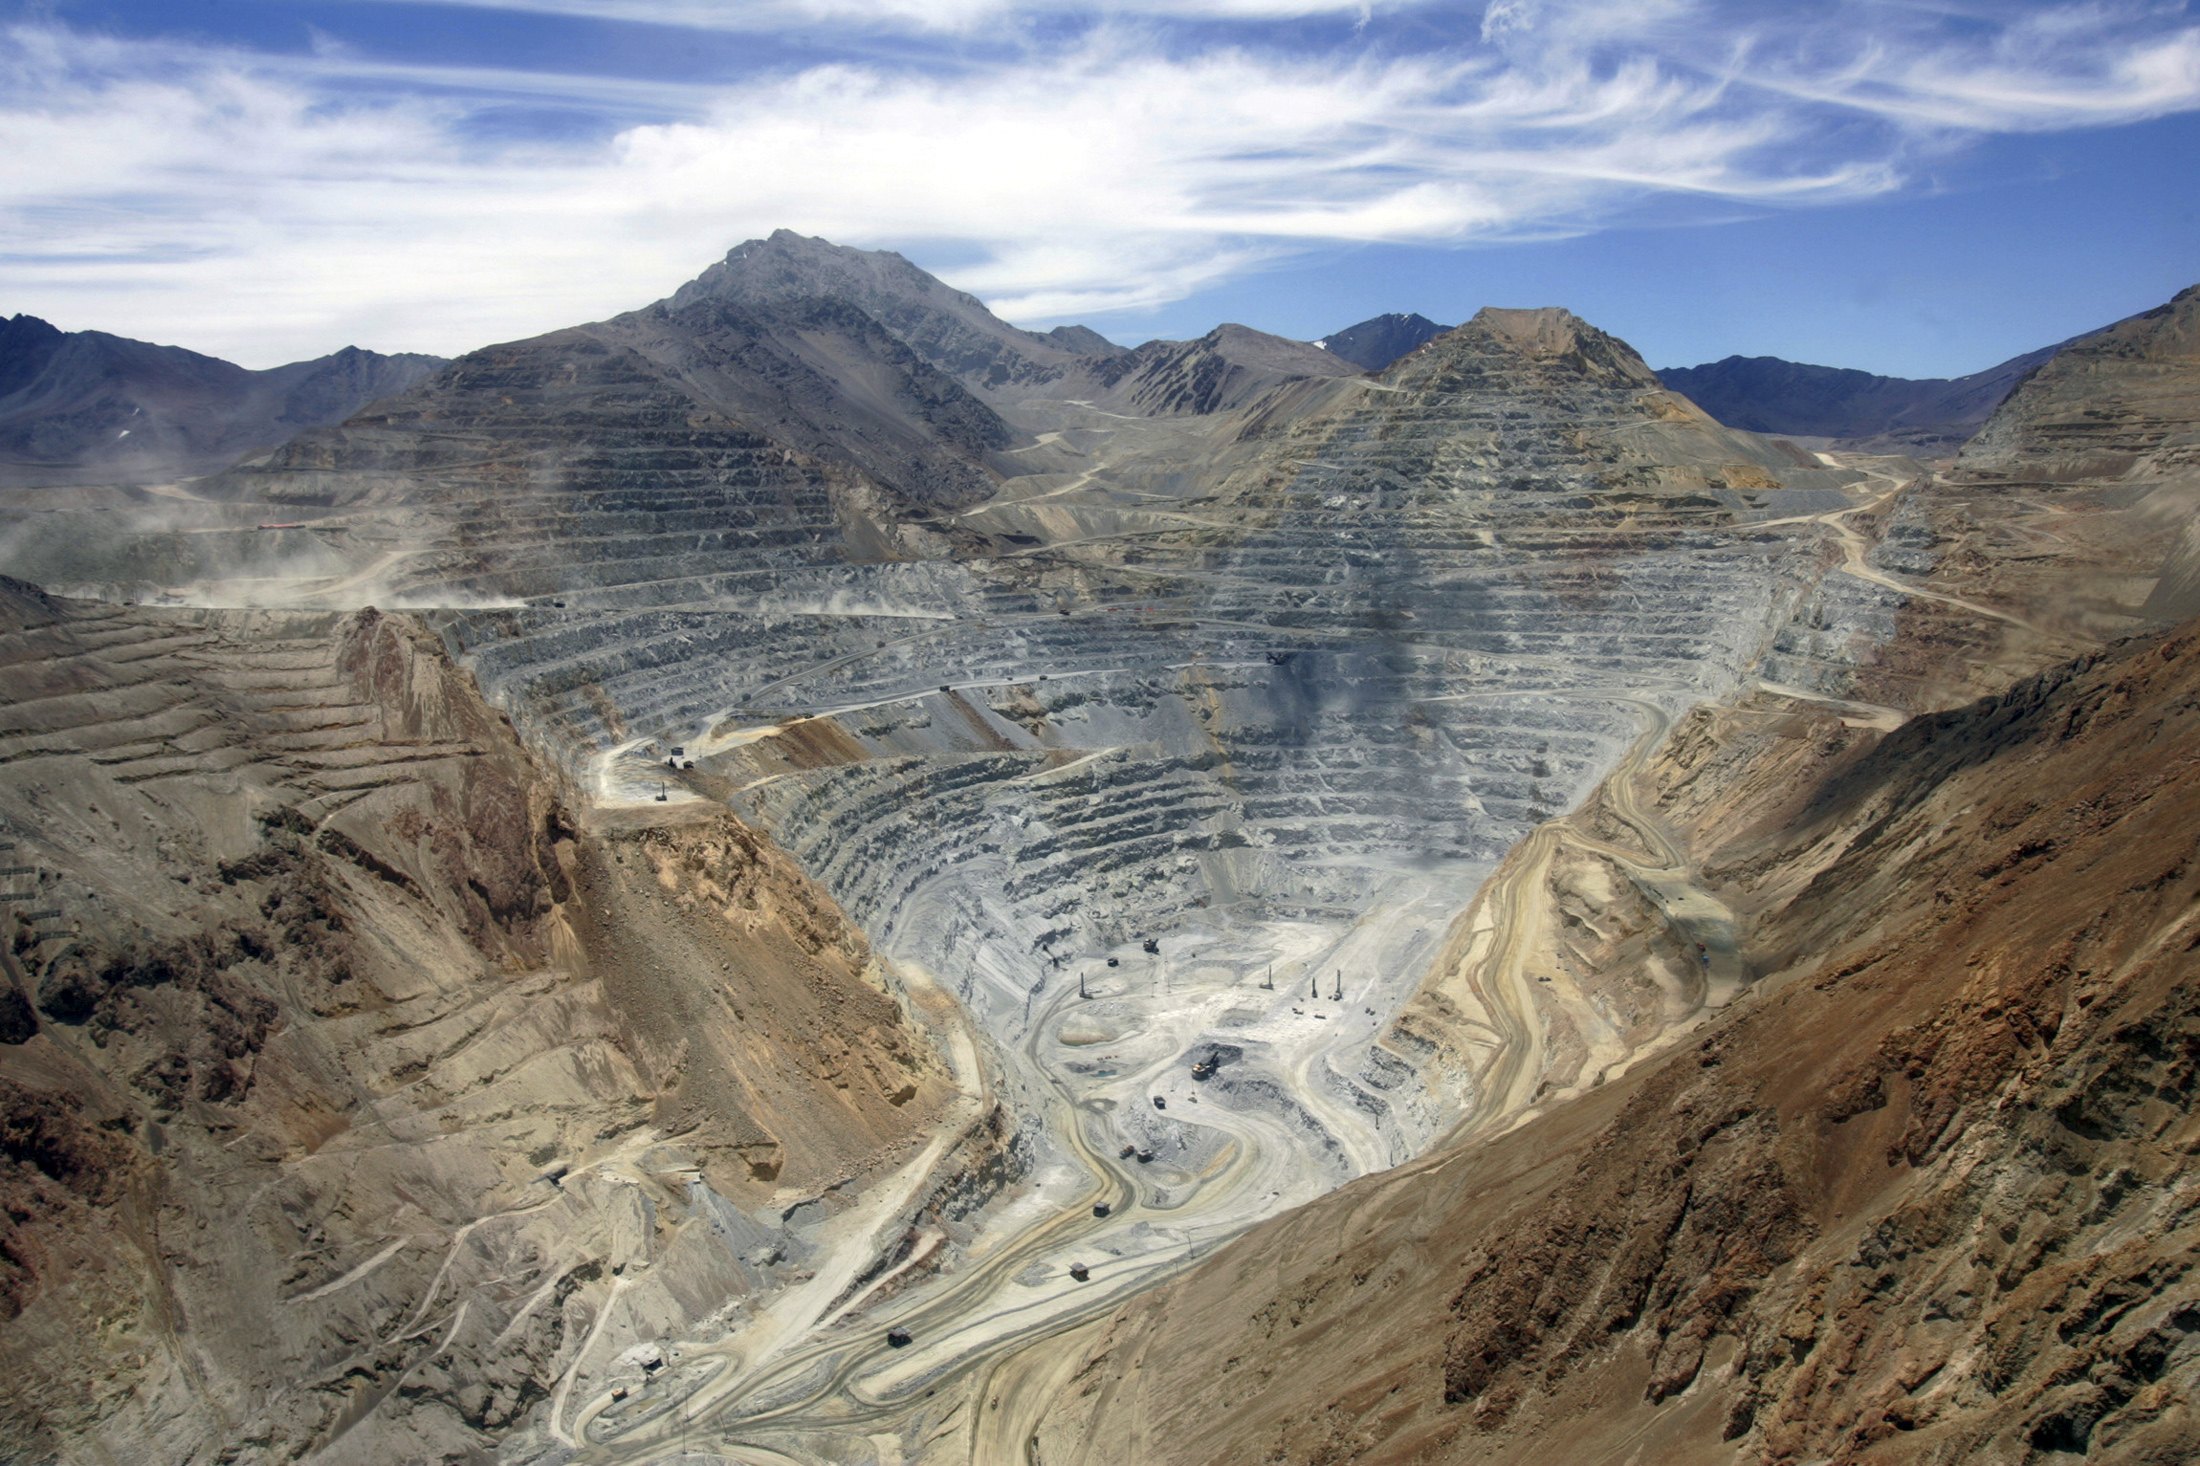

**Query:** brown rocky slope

left=0, top=582, right=950, bottom=1462
left=1020, top=619, right=2200, bottom=1463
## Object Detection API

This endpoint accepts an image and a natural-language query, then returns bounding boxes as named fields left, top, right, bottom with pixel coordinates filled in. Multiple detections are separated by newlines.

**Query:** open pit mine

left=0, top=234, right=2195, bottom=1465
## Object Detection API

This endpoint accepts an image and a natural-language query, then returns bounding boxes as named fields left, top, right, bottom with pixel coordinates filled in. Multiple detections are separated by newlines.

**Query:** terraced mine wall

left=1018, top=613, right=2200, bottom=1466
left=89, top=305, right=1888, bottom=1460
left=0, top=585, right=954, bottom=1462
left=414, top=310, right=1860, bottom=1186
left=9, top=236, right=2055, bottom=1460
left=998, top=281, right=2200, bottom=1466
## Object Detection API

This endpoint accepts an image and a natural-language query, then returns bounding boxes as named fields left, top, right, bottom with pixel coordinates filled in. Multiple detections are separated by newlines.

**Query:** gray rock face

left=1316, top=311, right=1450, bottom=371
left=1955, top=282, right=2200, bottom=624
left=208, top=293, right=1016, bottom=601
left=672, top=229, right=1095, bottom=396
left=0, top=314, right=442, bottom=487
left=418, top=299, right=1862, bottom=1219
left=1096, top=322, right=1362, bottom=415
left=1042, top=324, right=1128, bottom=358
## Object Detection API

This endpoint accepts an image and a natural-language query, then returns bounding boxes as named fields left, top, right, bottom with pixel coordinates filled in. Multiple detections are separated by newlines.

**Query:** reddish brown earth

left=1025, top=616, right=2200, bottom=1466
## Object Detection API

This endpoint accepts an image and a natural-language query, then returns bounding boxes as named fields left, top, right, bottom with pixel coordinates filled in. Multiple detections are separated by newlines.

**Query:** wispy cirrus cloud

left=2, top=1, right=2195, bottom=364
left=303, top=0, right=1411, bottom=35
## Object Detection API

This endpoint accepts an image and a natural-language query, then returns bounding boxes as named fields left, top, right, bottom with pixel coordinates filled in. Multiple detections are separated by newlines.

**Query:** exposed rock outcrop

left=670, top=229, right=1097, bottom=396
left=1097, top=322, right=1362, bottom=416
left=1957, top=285, right=2200, bottom=486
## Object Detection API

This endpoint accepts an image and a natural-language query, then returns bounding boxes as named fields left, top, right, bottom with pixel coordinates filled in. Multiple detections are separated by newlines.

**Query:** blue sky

left=3, top=0, right=2196, bottom=376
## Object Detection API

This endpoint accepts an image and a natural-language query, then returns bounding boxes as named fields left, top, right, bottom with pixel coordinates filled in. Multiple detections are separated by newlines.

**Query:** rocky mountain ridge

left=1657, top=339, right=2068, bottom=456
left=0, top=314, right=443, bottom=488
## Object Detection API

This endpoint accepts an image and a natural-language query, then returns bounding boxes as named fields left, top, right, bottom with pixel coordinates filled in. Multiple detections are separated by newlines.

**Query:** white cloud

left=2, top=3, right=2195, bottom=365
left=1724, top=2, right=2200, bottom=131
left=308, top=0, right=1413, bottom=35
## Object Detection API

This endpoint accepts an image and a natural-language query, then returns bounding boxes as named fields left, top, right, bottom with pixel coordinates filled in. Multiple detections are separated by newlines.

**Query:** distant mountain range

left=1656, top=342, right=2069, bottom=456
left=0, top=314, right=444, bottom=488
left=220, top=230, right=1372, bottom=531
left=1303, top=308, right=2075, bottom=455
left=1314, top=312, right=1449, bottom=371
left=0, top=270, right=2092, bottom=494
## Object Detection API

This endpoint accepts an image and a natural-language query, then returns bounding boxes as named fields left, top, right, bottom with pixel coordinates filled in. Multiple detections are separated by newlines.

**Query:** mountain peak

left=1467, top=307, right=1657, bottom=383
left=670, top=231, right=966, bottom=317
left=3, top=313, right=64, bottom=343
left=661, top=231, right=1109, bottom=394
left=1041, top=323, right=1125, bottom=359
left=1316, top=311, right=1448, bottom=371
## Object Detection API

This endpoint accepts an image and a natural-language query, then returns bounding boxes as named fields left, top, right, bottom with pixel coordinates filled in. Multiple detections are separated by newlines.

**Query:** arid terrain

left=0, top=237, right=2192, bottom=1465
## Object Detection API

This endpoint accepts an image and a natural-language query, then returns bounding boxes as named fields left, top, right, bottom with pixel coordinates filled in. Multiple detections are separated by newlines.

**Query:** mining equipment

left=1119, top=1143, right=1137, bottom=1159
left=1152, top=1096, right=1166, bottom=1111
left=1190, top=1057, right=1215, bottom=1082
left=1107, top=957, right=1119, bottom=968
left=1333, top=970, right=1343, bottom=1001
left=1142, top=936, right=1160, bottom=954
left=1092, top=1202, right=1111, bottom=1218
left=886, top=1329, right=913, bottom=1349
left=655, top=783, right=668, bottom=803
left=1135, top=1150, right=1154, bottom=1164
left=1069, top=1263, right=1090, bottom=1281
